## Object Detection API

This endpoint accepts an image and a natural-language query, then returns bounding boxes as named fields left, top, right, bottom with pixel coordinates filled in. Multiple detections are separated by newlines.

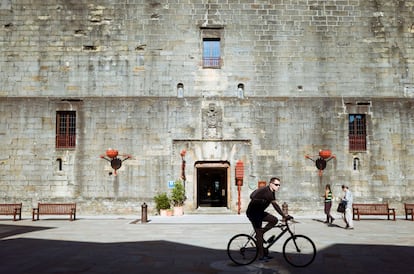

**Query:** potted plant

left=171, top=180, right=186, bottom=216
left=153, top=192, right=172, bottom=216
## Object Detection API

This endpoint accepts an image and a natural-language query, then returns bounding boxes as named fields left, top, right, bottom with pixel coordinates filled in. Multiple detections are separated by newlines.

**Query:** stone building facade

left=1, top=0, right=413, bottom=216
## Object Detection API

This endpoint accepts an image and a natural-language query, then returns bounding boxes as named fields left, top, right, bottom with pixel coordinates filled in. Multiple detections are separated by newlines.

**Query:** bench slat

left=404, top=203, right=414, bottom=221
left=0, top=203, right=22, bottom=221
left=352, top=203, right=396, bottom=221
left=32, top=203, right=76, bottom=221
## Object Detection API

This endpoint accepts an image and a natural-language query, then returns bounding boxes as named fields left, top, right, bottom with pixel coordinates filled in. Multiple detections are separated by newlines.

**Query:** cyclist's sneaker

left=267, top=235, right=276, bottom=244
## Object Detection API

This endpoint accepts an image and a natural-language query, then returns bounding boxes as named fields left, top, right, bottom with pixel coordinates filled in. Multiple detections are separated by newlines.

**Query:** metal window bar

left=56, top=111, right=76, bottom=148
left=202, top=57, right=221, bottom=68
left=349, top=114, right=366, bottom=151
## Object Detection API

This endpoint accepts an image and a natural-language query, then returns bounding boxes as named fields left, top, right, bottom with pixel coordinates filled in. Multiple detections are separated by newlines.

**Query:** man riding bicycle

left=246, top=177, right=292, bottom=261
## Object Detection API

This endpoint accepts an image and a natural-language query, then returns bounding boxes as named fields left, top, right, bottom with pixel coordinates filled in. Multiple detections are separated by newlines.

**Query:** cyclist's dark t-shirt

left=246, top=186, right=276, bottom=227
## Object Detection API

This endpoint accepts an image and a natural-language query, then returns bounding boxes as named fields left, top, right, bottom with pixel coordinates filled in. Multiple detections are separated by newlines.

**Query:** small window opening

left=177, top=83, right=184, bottom=98
left=237, top=83, right=244, bottom=98
left=57, top=158, right=63, bottom=171
left=83, top=45, right=97, bottom=51
left=353, top=157, right=360, bottom=171
left=357, top=102, right=371, bottom=106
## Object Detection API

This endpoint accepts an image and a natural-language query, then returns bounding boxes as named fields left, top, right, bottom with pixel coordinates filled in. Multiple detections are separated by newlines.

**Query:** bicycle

left=227, top=218, right=316, bottom=267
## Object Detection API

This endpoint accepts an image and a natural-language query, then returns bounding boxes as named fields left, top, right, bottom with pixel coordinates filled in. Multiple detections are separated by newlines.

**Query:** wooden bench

left=404, top=203, right=414, bottom=221
left=32, top=203, right=76, bottom=221
left=0, top=203, right=22, bottom=221
left=352, top=203, right=396, bottom=221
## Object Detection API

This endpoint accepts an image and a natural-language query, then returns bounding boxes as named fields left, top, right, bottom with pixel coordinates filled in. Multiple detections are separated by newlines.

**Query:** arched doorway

left=195, top=161, right=229, bottom=208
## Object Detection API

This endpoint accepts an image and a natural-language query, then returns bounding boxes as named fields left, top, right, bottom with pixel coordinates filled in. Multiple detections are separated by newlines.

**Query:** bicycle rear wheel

left=282, top=235, right=316, bottom=267
left=227, top=233, right=258, bottom=265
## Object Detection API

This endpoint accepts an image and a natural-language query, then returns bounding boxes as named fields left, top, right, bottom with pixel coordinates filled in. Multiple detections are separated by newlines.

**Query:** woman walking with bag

left=322, top=184, right=335, bottom=224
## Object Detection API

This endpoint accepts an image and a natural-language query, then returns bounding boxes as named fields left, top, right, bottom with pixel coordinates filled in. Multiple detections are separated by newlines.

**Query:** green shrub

left=171, top=180, right=186, bottom=207
left=153, top=192, right=171, bottom=212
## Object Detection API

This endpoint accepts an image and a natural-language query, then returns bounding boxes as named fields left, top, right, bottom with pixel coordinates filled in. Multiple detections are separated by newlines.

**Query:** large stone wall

left=1, top=1, right=414, bottom=216
left=1, top=1, right=414, bottom=98
left=1, top=97, right=413, bottom=215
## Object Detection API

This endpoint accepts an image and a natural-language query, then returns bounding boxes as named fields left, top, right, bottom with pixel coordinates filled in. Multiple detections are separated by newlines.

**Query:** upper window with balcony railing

left=203, top=38, right=221, bottom=68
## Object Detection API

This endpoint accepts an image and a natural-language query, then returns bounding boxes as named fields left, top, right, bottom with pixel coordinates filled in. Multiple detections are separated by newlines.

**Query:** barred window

left=56, top=111, right=76, bottom=148
left=349, top=114, right=366, bottom=152
left=203, top=38, right=221, bottom=68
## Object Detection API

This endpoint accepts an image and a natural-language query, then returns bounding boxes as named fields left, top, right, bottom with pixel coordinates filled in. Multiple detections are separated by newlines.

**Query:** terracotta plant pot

left=173, top=206, right=184, bottom=216
left=106, top=149, right=119, bottom=158
left=160, top=209, right=173, bottom=216
left=319, top=150, right=332, bottom=159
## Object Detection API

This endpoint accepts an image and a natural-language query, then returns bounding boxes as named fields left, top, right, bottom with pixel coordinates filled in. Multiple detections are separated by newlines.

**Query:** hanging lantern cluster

left=305, top=149, right=336, bottom=176
left=100, top=148, right=132, bottom=176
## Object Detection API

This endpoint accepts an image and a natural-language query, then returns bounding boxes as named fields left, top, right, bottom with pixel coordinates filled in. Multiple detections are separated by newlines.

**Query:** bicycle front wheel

left=282, top=235, right=316, bottom=267
left=227, top=233, right=258, bottom=265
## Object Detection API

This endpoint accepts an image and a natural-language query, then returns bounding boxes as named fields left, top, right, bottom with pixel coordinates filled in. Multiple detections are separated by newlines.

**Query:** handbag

left=337, top=200, right=347, bottom=213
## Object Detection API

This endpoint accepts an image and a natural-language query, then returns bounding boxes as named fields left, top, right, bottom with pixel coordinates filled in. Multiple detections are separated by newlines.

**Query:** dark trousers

left=251, top=213, right=278, bottom=258
left=324, top=201, right=334, bottom=222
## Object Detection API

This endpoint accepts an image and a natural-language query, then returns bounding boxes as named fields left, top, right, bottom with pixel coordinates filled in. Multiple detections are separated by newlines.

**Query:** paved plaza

left=0, top=213, right=413, bottom=274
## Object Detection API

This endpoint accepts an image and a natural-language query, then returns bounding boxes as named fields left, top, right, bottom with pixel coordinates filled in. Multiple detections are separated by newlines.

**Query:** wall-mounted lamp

left=177, top=83, right=184, bottom=98
left=297, top=85, right=304, bottom=92
left=237, top=83, right=244, bottom=99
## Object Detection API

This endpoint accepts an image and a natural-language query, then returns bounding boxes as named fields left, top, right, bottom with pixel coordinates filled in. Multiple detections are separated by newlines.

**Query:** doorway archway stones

left=173, top=140, right=251, bottom=212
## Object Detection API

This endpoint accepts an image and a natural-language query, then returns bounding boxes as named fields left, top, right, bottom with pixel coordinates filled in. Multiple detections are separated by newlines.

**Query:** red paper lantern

left=319, top=150, right=332, bottom=159
left=106, top=149, right=118, bottom=158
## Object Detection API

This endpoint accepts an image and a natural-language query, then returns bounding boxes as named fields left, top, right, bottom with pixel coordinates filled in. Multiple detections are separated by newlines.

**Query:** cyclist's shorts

left=247, top=211, right=269, bottom=229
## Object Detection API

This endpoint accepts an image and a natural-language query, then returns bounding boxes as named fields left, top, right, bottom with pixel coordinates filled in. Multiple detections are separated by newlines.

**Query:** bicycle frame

left=250, top=221, right=294, bottom=250
left=227, top=219, right=316, bottom=267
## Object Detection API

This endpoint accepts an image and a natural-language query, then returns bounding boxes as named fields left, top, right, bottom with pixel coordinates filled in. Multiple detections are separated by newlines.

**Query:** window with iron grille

left=56, top=111, right=76, bottom=148
left=203, top=38, right=221, bottom=68
left=349, top=114, right=366, bottom=152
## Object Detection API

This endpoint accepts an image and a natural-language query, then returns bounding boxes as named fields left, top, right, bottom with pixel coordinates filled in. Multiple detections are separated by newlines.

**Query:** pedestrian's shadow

left=312, top=218, right=344, bottom=229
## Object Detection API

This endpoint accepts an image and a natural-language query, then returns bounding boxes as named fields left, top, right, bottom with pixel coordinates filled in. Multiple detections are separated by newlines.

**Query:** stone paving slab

left=0, top=214, right=413, bottom=274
